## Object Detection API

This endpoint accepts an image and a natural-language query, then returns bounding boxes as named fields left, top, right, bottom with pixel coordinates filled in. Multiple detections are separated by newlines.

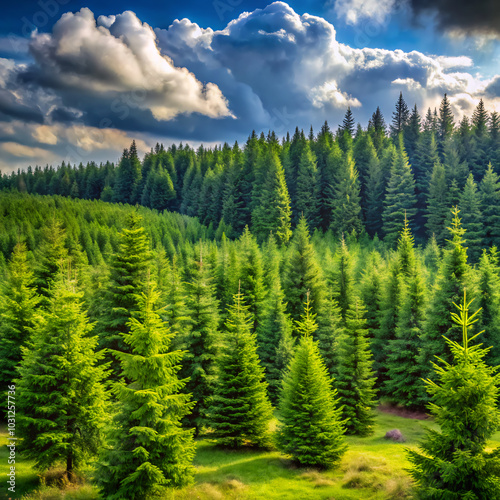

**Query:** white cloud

left=334, top=0, right=396, bottom=25
left=310, top=81, right=361, bottom=108
left=27, top=8, right=233, bottom=121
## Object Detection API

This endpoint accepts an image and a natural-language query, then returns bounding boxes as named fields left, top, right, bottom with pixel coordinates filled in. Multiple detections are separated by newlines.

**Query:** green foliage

left=420, top=207, right=474, bottom=382
left=0, top=243, right=39, bottom=393
left=382, top=135, right=417, bottom=246
left=96, top=282, right=195, bottom=499
left=277, top=297, right=347, bottom=468
left=459, top=173, right=484, bottom=263
left=181, top=254, right=220, bottom=435
left=407, top=291, right=500, bottom=499
left=251, top=147, right=292, bottom=245
left=98, top=213, right=152, bottom=378
left=209, top=291, right=273, bottom=448
left=335, top=300, right=377, bottom=436
left=17, top=276, right=108, bottom=473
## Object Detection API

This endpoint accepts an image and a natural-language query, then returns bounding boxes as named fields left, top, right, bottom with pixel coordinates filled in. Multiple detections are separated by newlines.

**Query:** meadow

left=3, top=408, right=488, bottom=500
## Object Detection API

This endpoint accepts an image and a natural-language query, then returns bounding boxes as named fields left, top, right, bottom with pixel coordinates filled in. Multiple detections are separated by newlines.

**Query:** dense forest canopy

left=3, top=92, right=500, bottom=498
left=2, top=93, right=500, bottom=259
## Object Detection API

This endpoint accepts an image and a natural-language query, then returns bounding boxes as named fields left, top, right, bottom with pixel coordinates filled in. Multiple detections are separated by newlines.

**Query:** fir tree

left=438, top=93, right=454, bottom=145
left=390, top=92, right=410, bottom=137
left=294, top=142, right=320, bottom=228
left=419, top=207, right=474, bottom=382
left=382, top=135, right=417, bottom=246
left=480, top=163, right=500, bottom=248
left=385, top=262, right=427, bottom=409
left=341, top=107, right=355, bottom=137
left=277, top=297, right=347, bottom=468
left=329, top=152, right=363, bottom=237
left=251, top=147, right=292, bottom=245
left=17, top=275, right=108, bottom=474
left=98, top=213, right=152, bottom=378
left=459, top=173, right=484, bottom=263
left=0, top=243, right=39, bottom=393
left=336, top=300, right=377, bottom=436
left=181, top=252, right=220, bottom=435
left=407, top=291, right=500, bottom=499
left=209, top=290, right=273, bottom=448
left=426, top=160, right=449, bottom=244
left=96, top=282, right=195, bottom=499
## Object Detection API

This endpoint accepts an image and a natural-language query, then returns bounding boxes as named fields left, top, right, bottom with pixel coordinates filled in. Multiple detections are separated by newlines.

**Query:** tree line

left=2, top=192, right=500, bottom=497
left=3, top=93, right=500, bottom=260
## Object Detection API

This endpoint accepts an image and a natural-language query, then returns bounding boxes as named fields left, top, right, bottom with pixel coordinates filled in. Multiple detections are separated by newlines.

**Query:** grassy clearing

left=3, top=410, right=500, bottom=499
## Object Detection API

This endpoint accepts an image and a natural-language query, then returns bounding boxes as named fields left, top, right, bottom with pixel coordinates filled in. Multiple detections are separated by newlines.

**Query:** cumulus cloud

left=1, top=2, right=500, bottom=172
left=22, top=8, right=232, bottom=121
left=334, top=0, right=396, bottom=25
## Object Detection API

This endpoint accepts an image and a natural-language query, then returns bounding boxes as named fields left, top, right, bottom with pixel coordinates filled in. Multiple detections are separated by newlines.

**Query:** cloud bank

left=0, top=2, right=499, bottom=171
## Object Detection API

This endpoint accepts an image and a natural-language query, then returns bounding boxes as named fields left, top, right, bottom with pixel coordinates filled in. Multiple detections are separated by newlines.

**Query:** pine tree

left=181, top=252, right=220, bottom=435
left=459, top=173, right=484, bottom=263
left=320, top=141, right=343, bottom=230
left=257, top=235, right=294, bottom=403
left=277, top=297, right=347, bottom=468
left=407, top=291, right=500, bottom=499
left=209, top=290, right=273, bottom=448
left=114, top=144, right=142, bottom=205
left=96, top=282, right=195, bottom=499
left=34, top=217, right=68, bottom=304
left=237, top=228, right=266, bottom=333
left=480, top=163, right=500, bottom=248
left=338, top=301, right=378, bottom=436
left=404, top=104, right=421, bottom=164
left=369, top=106, right=387, bottom=152
left=364, top=149, right=384, bottom=236
left=426, top=160, right=449, bottom=244
left=0, top=243, right=39, bottom=393
left=341, top=107, right=355, bottom=137
left=477, top=249, right=500, bottom=366
left=17, top=275, right=108, bottom=474
left=294, top=142, right=320, bottom=228
left=382, top=135, right=417, bottom=246
left=390, top=92, right=410, bottom=137
left=385, top=262, right=427, bottom=409
left=251, top=147, right=292, bottom=245
left=98, top=213, right=152, bottom=378
left=329, top=152, right=363, bottom=237
left=419, top=207, right=474, bottom=382
left=438, top=94, right=454, bottom=146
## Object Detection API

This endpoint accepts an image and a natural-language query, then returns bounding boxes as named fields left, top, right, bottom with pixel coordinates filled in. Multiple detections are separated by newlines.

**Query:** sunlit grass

left=5, top=409, right=500, bottom=500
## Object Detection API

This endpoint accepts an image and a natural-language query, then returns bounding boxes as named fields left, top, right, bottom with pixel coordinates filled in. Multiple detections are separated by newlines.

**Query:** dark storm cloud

left=0, top=89, right=44, bottom=123
left=406, top=0, right=500, bottom=36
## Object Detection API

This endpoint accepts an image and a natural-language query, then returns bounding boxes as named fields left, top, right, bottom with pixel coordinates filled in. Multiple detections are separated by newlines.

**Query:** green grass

left=4, top=411, right=500, bottom=500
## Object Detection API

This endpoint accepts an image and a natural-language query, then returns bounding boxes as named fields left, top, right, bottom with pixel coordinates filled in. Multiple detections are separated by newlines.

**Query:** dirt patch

left=378, top=404, right=429, bottom=420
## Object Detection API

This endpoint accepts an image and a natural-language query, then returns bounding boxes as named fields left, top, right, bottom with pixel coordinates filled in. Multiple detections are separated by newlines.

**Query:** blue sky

left=1, top=0, right=500, bottom=171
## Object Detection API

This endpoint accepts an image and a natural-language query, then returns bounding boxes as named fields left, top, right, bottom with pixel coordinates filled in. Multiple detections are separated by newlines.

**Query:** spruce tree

left=96, top=282, right=195, bottom=499
left=251, top=147, right=292, bottom=245
left=294, top=142, right=320, bottom=228
left=329, top=152, right=363, bottom=237
left=407, top=291, right=500, bottom=499
left=438, top=93, right=454, bottom=146
left=277, top=297, right=347, bottom=468
left=419, top=207, right=474, bottom=381
left=257, top=235, right=294, bottom=403
left=390, top=91, right=410, bottom=137
left=181, top=252, right=220, bottom=435
left=98, top=213, right=151, bottom=378
left=17, top=275, right=107, bottom=474
left=34, top=217, right=68, bottom=304
left=336, top=299, right=377, bottom=436
left=385, top=262, right=427, bottom=409
left=480, top=163, right=500, bottom=249
left=459, top=173, right=484, bottom=263
left=382, top=135, right=417, bottom=246
left=209, top=291, right=273, bottom=448
left=426, top=160, right=449, bottom=244
left=0, top=243, right=39, bottom=393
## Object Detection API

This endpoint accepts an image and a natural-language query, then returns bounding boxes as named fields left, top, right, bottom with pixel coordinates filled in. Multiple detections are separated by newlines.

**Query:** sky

left=1, top=0, right=500, bottom=171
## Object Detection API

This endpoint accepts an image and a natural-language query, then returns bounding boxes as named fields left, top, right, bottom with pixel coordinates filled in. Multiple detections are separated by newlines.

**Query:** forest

left=2, top=92, right=500, bottom=499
